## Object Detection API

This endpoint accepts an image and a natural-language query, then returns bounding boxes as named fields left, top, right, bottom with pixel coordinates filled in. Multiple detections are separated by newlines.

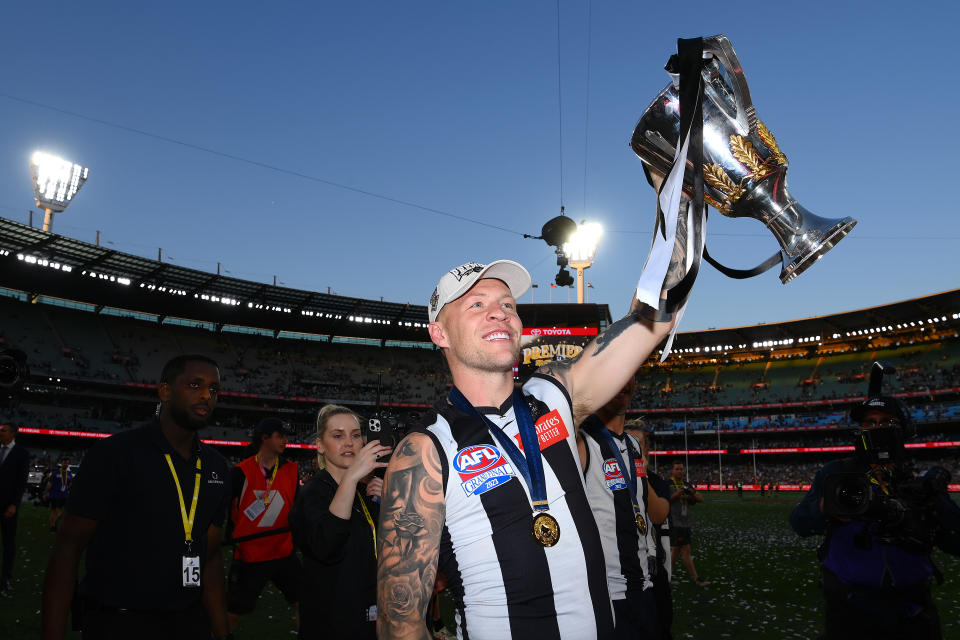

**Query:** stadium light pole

left=563, top=222, right=603, bottom=304
left=30, top=151, right=90, bottom=233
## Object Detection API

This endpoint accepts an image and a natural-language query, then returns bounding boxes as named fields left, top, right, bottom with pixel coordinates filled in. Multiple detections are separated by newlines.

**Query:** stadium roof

left=0, top=216, right=956, bottom=348
left=663, top=287, right=960, bottom=358
left=0, top=217, right=611, bottom=340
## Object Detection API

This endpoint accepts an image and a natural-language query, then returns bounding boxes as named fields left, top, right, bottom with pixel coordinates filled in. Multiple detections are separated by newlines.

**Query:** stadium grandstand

left=1, top=215, right=958, bottom=491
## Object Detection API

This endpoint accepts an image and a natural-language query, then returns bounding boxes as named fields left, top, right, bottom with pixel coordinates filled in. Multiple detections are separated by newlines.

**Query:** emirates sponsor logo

left=514, top=409, right=569, bottom=451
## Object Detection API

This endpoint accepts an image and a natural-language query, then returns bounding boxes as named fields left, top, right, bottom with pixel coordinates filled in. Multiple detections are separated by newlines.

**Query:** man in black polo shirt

left=42, top=355, right=232, bottom=640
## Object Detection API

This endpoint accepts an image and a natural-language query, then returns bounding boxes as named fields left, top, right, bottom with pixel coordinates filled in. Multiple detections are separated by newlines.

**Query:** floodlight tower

left=563, top=222, right=603, bottom=304
left=30, top=151, right=90, bottom=233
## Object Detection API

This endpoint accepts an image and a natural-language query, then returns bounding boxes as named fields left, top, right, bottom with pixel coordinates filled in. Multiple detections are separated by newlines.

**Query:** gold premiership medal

left=636, top=513, right=647, bottom=536
left=531, top=512, right=560, bottom=547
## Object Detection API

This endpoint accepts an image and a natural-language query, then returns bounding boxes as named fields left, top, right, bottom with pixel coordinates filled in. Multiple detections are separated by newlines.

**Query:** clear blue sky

left=1, top=2, right=957, bottom=331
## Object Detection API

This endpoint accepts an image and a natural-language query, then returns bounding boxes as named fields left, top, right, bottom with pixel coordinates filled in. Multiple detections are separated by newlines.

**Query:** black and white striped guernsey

left=414, top=374, right=614, bottom=640
left=580, top=417, right=657, bottom=601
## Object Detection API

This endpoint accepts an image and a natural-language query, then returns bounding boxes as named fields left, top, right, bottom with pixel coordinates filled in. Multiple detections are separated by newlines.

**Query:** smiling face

left=317, top=412, right=363, bottom=473
left=429, top=278, right=522, bottom=376
left=158, top=360, right=220, bottom=431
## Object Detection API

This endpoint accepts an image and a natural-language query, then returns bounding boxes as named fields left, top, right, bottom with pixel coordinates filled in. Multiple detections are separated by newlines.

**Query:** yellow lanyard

left=357, top=490, right=377, bottom=559
left=164, top=454, right=202, bottom=544
left=257, top=456, right=280, bottom=505
left=869, top=473, right=890, bottom=496
left=60, top=468, right=68, bottom=487
left=671, top=477, right=688, bottom=502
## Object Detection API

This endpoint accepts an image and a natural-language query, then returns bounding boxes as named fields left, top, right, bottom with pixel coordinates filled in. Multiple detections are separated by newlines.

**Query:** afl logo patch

left=602, top=458, right=626, bottom=492
left=454, top=445, right=515, bottom=497
left=602, top=459, right=621, bottom=480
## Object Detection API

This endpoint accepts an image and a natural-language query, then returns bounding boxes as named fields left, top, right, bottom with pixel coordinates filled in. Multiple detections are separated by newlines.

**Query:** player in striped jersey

left=376, top=260, right=674, bottom=640
left=579, top=377, right=669, bottom=639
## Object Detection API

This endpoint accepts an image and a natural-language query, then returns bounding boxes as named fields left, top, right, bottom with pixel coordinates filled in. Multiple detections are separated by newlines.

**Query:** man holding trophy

left=374, top=34, right=854, bottom=640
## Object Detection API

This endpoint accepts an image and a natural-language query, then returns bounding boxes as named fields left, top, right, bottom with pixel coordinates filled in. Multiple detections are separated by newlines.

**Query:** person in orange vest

left=227, top=418, right=300, bottom=631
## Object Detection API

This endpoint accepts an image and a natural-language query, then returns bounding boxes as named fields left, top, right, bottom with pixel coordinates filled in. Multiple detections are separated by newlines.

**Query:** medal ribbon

left=257, top=456, right=280, bottom=505
left=448, top=386, right=549, bottom=513
left=164, top=454, right=202, bottom=544
left=597, top=426, right=645, bottom=521
left=357, top=490, right=378, bottom=558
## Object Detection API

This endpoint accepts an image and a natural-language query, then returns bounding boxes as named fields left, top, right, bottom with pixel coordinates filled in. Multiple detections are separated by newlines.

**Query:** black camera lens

left=835, top=481, right=868, bottom=510
left=0, top=351, right=26, bottom=388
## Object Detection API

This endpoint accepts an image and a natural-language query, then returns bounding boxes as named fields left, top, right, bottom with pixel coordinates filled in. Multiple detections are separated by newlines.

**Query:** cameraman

left=790, top=392, right=960, bottom=638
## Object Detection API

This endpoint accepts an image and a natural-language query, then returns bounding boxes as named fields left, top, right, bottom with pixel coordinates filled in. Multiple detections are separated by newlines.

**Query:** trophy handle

left=702, top=35, right=756, bottom=136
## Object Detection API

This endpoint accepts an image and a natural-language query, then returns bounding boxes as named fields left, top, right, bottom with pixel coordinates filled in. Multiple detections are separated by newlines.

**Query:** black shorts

left=670, top=526, right=692, bottom=547
left=227, top=554, right=301, bottom=615
left=49, top=498, right=68, bottom=509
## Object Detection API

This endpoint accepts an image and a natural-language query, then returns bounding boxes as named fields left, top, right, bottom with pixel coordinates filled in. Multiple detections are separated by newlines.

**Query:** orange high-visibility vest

left=231, top=456, right=298, bottom=562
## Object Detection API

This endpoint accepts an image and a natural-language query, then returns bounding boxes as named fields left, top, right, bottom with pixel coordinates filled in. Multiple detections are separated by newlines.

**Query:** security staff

left=790, top=363, right=960, bottom=639
left=227, top=417, right=300, bottom=630
left=41, top=355, right=232, bottom=640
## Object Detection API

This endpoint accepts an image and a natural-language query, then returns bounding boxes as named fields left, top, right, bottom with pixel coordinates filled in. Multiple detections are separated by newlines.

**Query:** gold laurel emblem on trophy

left=757, top=121, right=787, bottom=165
left=531, top=512, right=561, bottom=547
left=703, top=164, right=745, bottom=213
left=703, top=122, right=787, bottom=213
left=730, top=135, right=773, bottom=180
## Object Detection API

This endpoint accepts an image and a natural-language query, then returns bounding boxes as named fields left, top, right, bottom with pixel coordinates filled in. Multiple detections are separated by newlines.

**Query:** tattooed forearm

left=590, top=310, right=647, bottom=358
left=537, top=352, right=580, bottom=386
left=377, top=433, right=445, bottom=640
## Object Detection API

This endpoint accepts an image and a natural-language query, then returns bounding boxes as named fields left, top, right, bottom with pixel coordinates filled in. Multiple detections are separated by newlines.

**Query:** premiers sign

left=516, top=327, right=598, bottom=380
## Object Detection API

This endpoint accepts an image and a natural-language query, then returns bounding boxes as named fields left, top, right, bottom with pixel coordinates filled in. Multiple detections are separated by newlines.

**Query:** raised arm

left=376, top=432, right=445, bottom=640
left=540, top=294, right=673, bottom=426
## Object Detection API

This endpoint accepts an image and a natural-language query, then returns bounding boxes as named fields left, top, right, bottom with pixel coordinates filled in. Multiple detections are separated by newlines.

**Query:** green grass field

left=3, top=495, right=959, bottom=638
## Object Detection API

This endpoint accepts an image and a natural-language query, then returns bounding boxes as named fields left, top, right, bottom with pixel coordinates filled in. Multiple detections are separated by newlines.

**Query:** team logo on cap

left=449, top=263, right=484, bottom=282
left=602, top=458, right=626, bottom=492
left=430, top=288, right=440, bottom=312
left=453, top=444, right=515, bottom=497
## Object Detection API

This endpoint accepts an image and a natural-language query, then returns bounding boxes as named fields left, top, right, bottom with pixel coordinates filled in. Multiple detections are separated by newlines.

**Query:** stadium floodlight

left=30, top=151, right=90, bottom=233
left=563, top=222, right=603, bottom=304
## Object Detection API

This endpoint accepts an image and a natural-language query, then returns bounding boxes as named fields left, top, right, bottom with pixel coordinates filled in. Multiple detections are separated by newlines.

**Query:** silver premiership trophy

left=631, top=35, right=856, bottom=287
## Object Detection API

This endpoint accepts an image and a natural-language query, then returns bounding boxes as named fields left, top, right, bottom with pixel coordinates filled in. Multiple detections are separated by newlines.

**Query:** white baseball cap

left=428, top=260, right=532, bottom=322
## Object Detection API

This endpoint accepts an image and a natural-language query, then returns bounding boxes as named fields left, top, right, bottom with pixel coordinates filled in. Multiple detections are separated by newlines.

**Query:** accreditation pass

left=182, top=554, right=201, bottom=588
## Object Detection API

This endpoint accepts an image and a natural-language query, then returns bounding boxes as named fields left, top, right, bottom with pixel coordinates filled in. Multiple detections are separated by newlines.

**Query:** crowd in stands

left=3, top=296, right=960, bottom=493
